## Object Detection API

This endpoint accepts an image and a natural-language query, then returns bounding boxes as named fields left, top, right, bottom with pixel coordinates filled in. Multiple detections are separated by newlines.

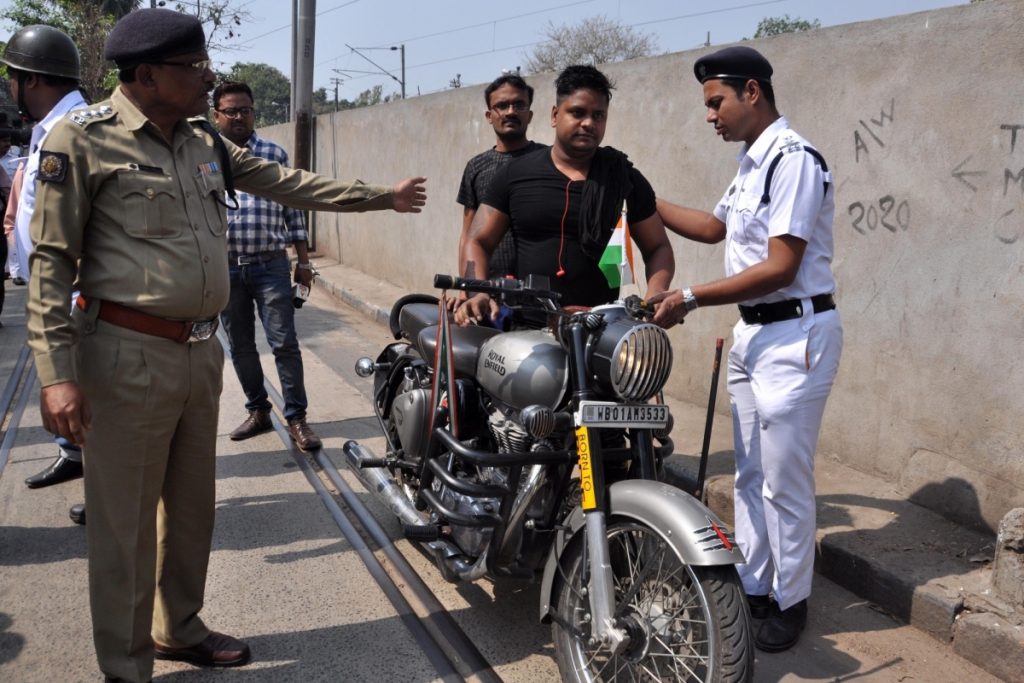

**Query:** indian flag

left=598, top=201, right=635, bottom=288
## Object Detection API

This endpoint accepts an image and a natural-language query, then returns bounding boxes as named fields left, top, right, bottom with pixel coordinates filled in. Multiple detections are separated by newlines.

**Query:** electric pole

left=329, top=77, right=344, bottom=111
left=293, top=0, right=316, bottom=247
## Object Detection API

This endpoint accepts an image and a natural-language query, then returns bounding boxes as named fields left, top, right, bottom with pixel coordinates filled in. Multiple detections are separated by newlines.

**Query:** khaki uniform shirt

left=28, top=87, right=394, bottom=387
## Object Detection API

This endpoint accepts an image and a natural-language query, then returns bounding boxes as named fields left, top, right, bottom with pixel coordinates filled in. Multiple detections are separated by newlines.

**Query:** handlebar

left=433, top=273, right=562, bottom=305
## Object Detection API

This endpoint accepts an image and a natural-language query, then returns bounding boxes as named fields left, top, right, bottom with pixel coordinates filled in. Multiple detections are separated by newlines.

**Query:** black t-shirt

left=483, top=147, right=656, bottom=310
left=457, top=141, right=548, bottom=278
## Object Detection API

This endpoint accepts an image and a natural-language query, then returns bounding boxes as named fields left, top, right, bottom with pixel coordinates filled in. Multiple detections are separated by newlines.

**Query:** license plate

left=576, top=401, right=670, bottom=429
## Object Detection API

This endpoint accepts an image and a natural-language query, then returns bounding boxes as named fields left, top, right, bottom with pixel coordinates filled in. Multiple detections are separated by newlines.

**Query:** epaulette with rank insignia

left=761, top=141, right=831, bottom=205
left=69, top=105, right=114, bottom=127
left=778, top=136, right=804, bottom=155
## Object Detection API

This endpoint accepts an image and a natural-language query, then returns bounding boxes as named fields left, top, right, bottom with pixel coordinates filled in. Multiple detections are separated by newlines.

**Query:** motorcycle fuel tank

left=476, top=330, right=568, bottom=410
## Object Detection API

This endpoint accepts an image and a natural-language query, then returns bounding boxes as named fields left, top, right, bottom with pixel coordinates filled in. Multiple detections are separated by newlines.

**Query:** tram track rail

left=0, top=345, right=36, bottom=477
left=220, top=333, right=502, bottom=683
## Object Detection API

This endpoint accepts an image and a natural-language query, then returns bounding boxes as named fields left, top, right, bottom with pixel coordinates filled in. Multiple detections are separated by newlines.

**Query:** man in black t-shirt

left=456, top=74, right=547, bottom=279
left=455, top=65, right=675, bottom=328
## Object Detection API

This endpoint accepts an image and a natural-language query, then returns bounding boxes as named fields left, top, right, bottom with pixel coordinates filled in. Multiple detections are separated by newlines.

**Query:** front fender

left=539, top=479, right=745, bottom=622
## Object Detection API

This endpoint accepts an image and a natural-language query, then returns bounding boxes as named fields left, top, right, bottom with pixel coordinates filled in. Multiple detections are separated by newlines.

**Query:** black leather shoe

left=69, top=503, right=86, bottom=525
left=229, top=409, right=273, bottom=441
left=287, top=417, right=322, bottom=451
left=747, top=593, right=775, bottom=620
left=155, top=630, right=251, bottom=667
left=756, top=599, right=808, bottom=652
left=25, top=454, right=83, bottom=488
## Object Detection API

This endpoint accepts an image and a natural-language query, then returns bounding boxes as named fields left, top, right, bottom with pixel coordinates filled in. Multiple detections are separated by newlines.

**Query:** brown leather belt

left=76, top=295, right=219, bottom=344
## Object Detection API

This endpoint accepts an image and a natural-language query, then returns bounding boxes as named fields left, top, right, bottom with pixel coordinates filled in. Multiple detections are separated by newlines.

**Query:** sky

left=209, top=0, right=965, bottom=103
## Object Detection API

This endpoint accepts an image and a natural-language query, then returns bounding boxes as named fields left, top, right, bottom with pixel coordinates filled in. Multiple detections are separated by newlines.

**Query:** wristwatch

left=682, top=287, right=699, bottom=312
left=296, top=263, right=314, bottom=271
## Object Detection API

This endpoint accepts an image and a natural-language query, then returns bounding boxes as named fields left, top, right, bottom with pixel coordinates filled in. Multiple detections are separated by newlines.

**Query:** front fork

left=575, top=424, right=629, bottom=653
left=565, top=319, right=630, bottom=652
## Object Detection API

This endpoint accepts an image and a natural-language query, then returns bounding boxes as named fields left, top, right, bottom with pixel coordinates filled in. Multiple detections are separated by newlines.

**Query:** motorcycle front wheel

left=552, top=519, right=754, bottom=682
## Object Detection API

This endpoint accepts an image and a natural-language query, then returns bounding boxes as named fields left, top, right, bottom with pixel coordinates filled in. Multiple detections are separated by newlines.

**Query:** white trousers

left=729, top=306, right=842, bottom=610
left=6, top=234, right=19, bottom=279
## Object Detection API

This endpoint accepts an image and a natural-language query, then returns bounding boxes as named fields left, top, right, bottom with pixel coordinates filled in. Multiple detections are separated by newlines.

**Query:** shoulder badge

left=70, top=105, right=114, bottom=127
left=38, top=151, right=69, bottom=183
left=779, top=136, right=803, bottom=154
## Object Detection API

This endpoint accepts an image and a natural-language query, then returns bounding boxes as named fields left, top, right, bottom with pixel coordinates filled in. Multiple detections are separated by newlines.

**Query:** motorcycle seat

left=398, top=302, right=441, bottom=341
left=417, top=324, right=501, bottom=377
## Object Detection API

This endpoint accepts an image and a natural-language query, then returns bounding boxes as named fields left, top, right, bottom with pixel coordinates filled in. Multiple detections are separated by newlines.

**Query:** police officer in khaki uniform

left=26, top=9, right=426, bottom=682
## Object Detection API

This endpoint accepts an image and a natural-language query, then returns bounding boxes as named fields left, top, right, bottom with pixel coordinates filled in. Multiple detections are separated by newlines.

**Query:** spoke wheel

left=552, top=520, right=753, bottom=682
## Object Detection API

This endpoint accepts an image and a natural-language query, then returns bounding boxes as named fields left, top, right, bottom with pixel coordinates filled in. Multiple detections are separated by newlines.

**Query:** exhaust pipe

left=343, top=439, right=490, bottom=582
left=343, top=440, right=424, bottom=528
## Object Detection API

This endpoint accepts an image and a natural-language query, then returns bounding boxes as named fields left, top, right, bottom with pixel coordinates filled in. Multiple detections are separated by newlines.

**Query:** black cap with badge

left=104, top=8, right=207, bottom=67
left=693, top=46, right=773, bottom=84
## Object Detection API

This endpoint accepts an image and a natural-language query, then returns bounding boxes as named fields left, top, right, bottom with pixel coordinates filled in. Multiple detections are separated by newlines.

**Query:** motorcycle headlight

left=589, top=319, right=673, bottom=402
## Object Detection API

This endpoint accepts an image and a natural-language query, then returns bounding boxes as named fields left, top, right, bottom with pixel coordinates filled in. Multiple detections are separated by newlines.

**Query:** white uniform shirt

left=14, top=90, right=88, bottom=278
left=713, top=116, right=836, bottom=305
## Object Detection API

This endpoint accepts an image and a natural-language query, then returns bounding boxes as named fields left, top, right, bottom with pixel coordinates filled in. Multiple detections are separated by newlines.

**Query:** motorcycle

left=345, top=273, right=754, bottom=682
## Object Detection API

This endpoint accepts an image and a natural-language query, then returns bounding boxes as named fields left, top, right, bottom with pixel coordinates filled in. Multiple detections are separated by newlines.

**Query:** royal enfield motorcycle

left=344, top=274, right=754, bottom=682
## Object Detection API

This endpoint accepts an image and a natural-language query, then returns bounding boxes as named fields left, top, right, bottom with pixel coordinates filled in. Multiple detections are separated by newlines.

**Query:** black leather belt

left=738, top=294, right=836, bottom=325
left=232, top=250, right=286, bottom=266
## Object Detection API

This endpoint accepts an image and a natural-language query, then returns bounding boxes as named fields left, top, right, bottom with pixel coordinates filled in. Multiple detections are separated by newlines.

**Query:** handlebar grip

left=433, top=274, right=458, bottom=289
left=434, top=273, right=495, bottom=292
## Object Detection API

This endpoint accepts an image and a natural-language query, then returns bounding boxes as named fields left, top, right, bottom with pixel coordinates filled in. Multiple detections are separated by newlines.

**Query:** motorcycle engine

left=439, top=399, right=555, bottom=559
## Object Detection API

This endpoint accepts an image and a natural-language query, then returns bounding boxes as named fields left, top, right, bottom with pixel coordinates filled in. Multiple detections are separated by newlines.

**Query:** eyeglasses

left=215, top=107, right=255, bottom=118
left=152, top=59, right=212, bottom=73
left=490, top=100, right=530, bottom=113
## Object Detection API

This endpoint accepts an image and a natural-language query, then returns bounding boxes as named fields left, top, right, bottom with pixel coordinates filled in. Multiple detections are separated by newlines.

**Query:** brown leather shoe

left=154, top=631, right=251, bottom=668
left=287, top=417, right=322, bottom=451
left=229, top=409, right=273, bottom=441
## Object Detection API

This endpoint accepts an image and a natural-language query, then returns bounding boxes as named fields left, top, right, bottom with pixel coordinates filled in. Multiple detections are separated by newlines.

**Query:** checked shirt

left=227, top=132, right=307, bottom=254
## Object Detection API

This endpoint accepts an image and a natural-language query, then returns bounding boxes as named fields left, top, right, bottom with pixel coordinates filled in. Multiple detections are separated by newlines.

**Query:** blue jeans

left=219, top=252, right=307, bottom=422
left=56, top=436, right=82, bottom=461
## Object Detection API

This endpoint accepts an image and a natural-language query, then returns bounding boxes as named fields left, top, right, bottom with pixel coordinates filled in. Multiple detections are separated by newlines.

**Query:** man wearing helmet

left=2, top=25, right=88, bottom=492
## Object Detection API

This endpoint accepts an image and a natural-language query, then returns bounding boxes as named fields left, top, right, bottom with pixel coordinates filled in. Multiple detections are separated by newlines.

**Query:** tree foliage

left=524, top=15, right=657, bottom=74
left=221, top=61, right=290, bottom=126
left=1, top=0, right=120, bottom=102
left=1, top=0, right=250, bottom=103
left=163, top=1, right=251, bottom=51
left=752, top=14, right=821, bottom=39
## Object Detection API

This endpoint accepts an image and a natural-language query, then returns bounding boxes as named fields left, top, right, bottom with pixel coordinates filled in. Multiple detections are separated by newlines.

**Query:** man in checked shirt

left=212, top=80, right=322, bottom=450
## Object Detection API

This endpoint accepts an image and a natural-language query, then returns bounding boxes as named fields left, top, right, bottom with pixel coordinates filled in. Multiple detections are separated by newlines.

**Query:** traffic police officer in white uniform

left=651, top=46, right=843, bottom=652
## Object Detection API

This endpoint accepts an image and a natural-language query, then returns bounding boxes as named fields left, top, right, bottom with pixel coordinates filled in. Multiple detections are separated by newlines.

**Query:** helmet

left=1, top=25, right=80, bottom=80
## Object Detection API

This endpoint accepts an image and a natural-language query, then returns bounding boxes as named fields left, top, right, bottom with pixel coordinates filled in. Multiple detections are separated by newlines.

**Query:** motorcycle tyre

left=551, top=519, right=754, bottom=683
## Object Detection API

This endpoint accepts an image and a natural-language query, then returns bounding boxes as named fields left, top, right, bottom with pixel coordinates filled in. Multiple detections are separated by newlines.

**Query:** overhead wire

left=333, top=0, right=786, bottom=91
left=233, top=0, right=362, bottom=47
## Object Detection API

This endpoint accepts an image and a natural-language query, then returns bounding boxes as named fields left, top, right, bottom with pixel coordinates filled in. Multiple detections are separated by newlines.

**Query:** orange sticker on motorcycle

left=575, top=426, right=597, bottom=510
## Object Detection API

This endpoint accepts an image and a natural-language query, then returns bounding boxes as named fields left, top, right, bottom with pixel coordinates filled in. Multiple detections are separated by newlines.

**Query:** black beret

left=693, top=46, right=773, bottom=84
left=104, top=8, right=206, bottom=67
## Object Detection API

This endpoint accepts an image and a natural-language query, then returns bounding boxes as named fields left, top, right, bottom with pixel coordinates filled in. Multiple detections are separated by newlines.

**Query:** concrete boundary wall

left=260, top=0, right=1024, bottom=531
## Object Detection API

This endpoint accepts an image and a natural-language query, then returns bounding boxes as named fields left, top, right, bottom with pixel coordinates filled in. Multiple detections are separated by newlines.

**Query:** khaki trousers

left=77, top=316, right=224, bottom=682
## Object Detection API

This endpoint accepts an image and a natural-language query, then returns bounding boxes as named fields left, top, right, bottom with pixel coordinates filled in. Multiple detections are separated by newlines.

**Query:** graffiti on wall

left=847, top=195, right=910, bottom=235
left=853, top=99, right=895, bottom=163
left=949, top=124, right=1024, bottom=244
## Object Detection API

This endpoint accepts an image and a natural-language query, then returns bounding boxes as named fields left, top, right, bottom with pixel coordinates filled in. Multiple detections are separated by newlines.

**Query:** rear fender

left=539, top=479, right=745, bottom=622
